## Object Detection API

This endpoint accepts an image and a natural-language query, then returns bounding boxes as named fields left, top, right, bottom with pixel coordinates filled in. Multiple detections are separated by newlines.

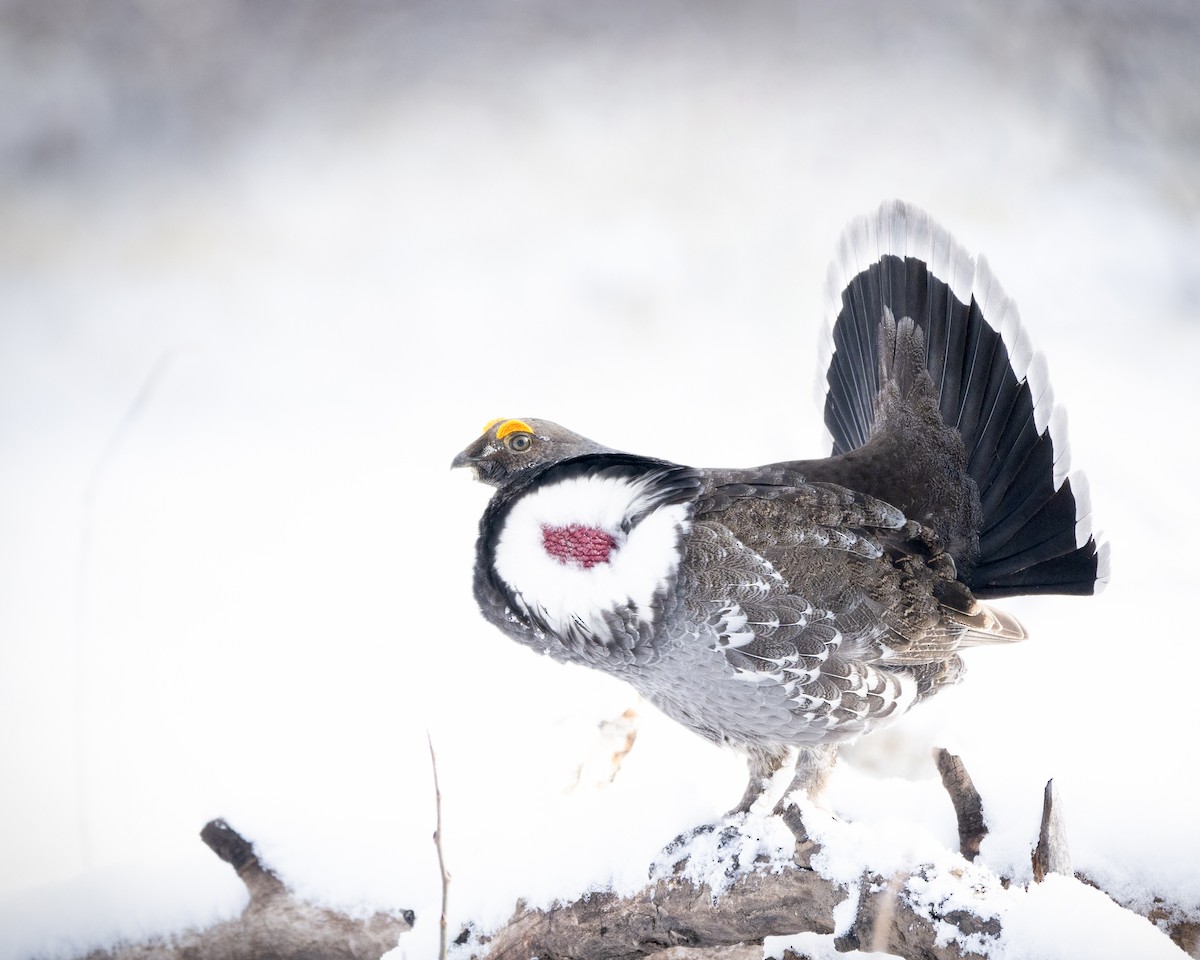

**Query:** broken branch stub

left=1032, top=778, right=1072, bottom=882
left=933, top=747, right=987, bottom=861
left=200, top=817, right=287, bottom=904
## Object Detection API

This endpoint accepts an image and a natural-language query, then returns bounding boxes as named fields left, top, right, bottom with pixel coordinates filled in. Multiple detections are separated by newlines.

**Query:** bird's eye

left=506, top=433, right=533, bottom=453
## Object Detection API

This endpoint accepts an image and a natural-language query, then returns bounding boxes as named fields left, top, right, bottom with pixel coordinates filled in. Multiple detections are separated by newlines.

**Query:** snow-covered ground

left=2, top=2, right=1198, bottom=958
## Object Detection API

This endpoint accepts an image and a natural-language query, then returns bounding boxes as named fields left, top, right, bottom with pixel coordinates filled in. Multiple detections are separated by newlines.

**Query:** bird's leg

left=772, top=743, right=838, bottom=815
left=658, top=746, right=785, bottom=865
left=728, top=747, right=789, bottom=816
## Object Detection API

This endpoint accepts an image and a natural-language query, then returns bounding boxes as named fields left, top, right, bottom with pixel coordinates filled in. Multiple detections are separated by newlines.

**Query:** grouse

left=453, top=201, right=1109, bottom=814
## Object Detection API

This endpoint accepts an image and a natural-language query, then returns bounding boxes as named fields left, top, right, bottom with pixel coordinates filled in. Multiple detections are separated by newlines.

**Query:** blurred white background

left=2, top=1, right=1198, bottom=957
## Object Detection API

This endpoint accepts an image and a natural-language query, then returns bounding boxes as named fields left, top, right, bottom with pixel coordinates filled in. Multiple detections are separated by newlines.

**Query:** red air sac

left=541, top=524, right=618, bottom=569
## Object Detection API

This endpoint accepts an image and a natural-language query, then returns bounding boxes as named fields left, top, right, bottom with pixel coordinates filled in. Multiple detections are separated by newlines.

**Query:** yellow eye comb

left=483, top=418, right=534, bottom=439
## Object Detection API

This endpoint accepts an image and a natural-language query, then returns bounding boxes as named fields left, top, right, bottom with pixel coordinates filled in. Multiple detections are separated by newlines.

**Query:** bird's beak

left=451, top=434, right=488, bottom=471
left=451, top=434, right=507, bottom=486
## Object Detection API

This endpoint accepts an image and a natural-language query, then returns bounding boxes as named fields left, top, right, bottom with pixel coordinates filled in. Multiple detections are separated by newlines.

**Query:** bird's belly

left=613, top=637, right=870, bottom=750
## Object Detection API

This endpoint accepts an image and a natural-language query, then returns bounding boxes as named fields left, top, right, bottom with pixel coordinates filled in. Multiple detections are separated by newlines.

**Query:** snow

left=641, top=813, right=798, bottom=900
left=2, top=3, right=1199, bottom=959
left=996, top=875, right=1186, bottom=960
left=764, top=931, right=889, bottom=960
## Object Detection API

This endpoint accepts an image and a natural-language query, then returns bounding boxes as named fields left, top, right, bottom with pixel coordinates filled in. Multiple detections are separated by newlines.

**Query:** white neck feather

left=492, top=472, right=692, bottom=642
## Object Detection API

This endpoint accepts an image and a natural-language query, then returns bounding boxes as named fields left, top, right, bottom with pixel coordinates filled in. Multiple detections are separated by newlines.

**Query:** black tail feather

left=975, top=542, right=1102, bottom=597
left=819, top=201, right=1108, bottom=598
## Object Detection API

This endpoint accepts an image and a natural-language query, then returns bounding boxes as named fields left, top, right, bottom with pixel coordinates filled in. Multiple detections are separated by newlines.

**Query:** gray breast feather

left=636, top=518, right=926, bottom=746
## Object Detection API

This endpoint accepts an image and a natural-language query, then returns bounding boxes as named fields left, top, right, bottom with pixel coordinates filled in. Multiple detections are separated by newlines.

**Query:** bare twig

left=73, top=350, right=180, bottom=869
left=429, top=732, right=451, bottom=960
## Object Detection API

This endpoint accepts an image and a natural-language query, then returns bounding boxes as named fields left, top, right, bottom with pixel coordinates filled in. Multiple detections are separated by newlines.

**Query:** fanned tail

left=816, top=201, right=1109, bottom=598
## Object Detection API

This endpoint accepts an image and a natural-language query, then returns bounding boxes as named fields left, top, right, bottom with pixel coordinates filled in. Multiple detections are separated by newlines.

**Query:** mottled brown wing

left=672, top=513, right=959, bottom=735
left=688, top=475, right=970, bottom=668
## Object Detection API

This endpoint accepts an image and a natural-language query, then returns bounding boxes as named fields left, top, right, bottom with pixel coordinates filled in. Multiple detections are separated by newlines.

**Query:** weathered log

left=477, top=860, right=841, bottom=960
left=477, top=807, right=1003, bottom=960
left=644, top=946, right=761, bottom=960
left=79, top=820, right=413, bottom=960
left=60, top=772, right=1198, bottom=960
left=834, top=865, right=1000, bottom=959
left=1146, top=905, right=1200, bottom=959
left=474, top=751, right=1200, bottom=960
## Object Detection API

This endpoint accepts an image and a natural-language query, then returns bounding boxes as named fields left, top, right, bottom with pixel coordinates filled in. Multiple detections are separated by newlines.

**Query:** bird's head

left=451, top=418, right=616, bottom=488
